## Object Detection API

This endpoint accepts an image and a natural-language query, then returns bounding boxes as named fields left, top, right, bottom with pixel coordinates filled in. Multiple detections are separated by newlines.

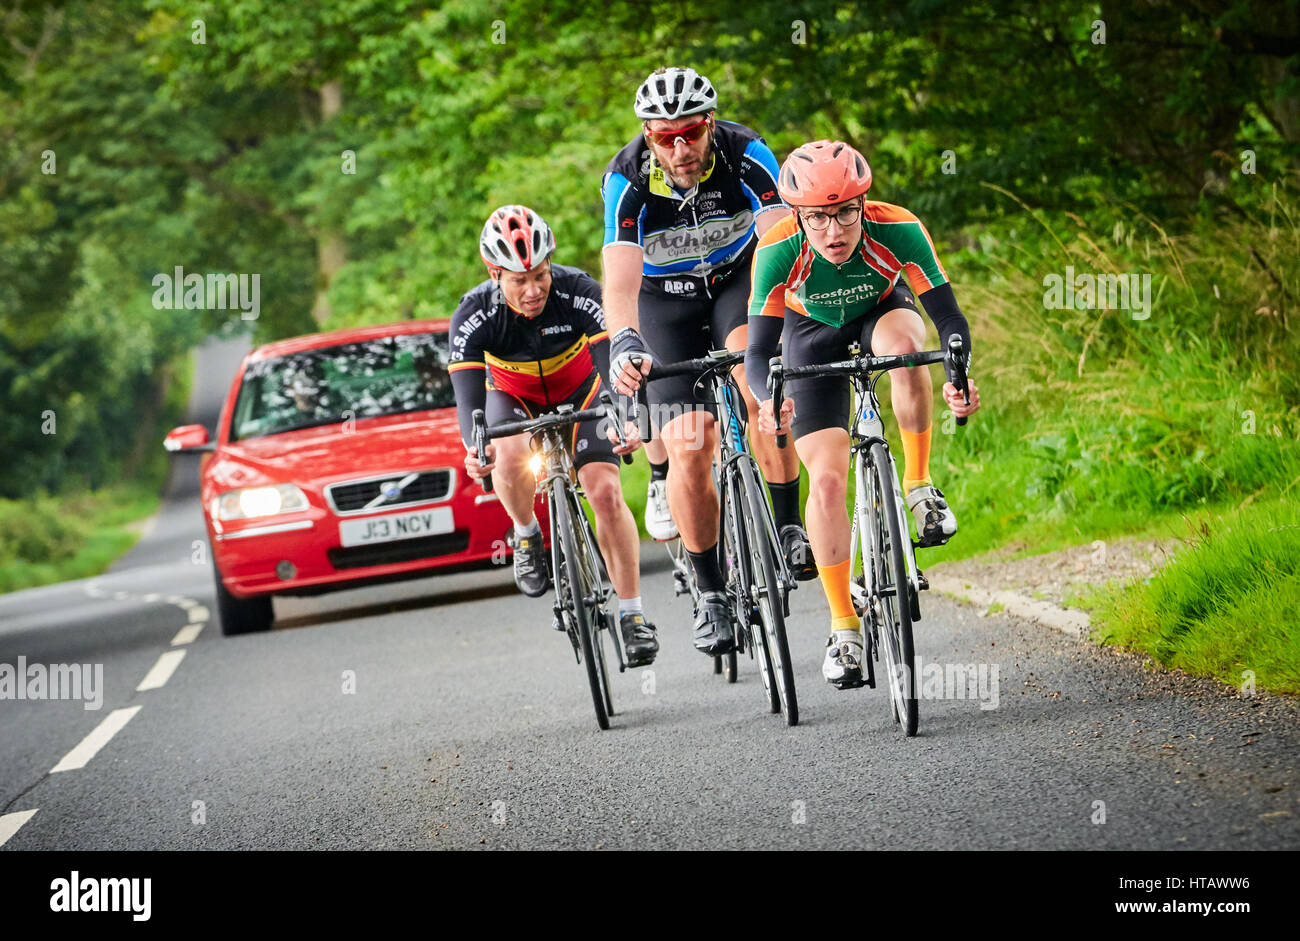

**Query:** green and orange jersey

left=748, top=203, right=949, bottom=327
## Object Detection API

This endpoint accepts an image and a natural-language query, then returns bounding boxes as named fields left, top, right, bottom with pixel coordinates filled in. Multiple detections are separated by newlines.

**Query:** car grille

left=326, top=531, right=471, bottom=570
left=326, top=469, right=453, bottom=514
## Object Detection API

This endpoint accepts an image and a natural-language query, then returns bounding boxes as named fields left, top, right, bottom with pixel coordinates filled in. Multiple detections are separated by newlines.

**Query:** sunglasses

left=643, top=116, right=711, bottom=148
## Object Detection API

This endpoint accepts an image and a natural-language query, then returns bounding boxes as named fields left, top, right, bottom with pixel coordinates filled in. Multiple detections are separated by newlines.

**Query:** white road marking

left=142, top=593, right=160, bottom=602
left=174, top=598, right=198, bottom=609
left=50, top=707, right=142, bottom=773
left=171, top=623, right=204, bottom=646
left=187, top=605, right=209, bottom=623
left=113, top=591, right=129, bottom=601
left=136, top=650, right=187, bottom=691
left=0, top=810, right=38, bottom=847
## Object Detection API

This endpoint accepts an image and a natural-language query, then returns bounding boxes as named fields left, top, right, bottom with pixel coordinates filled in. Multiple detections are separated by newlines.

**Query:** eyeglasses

left=799, top=203, right=862, bottom=230
left=643, top=116, right=711, bottom=148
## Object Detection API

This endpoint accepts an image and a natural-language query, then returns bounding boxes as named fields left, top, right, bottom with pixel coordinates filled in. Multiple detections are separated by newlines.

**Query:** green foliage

left=922, top=183, right=1300, bottom=562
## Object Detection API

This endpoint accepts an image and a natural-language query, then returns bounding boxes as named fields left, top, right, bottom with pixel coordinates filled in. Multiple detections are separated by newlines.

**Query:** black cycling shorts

left=485, top=376, right=619, bottom=470
left=783, top=281, right=921, bottom=441
left=639, top=266, right=752, bottom=429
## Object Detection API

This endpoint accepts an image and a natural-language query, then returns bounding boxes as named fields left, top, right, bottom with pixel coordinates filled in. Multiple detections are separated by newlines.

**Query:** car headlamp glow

left=215, top=484, right=309, bottom=521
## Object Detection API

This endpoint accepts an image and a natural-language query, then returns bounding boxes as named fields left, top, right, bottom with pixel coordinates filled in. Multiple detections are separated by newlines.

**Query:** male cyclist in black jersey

left=449, top=205, right=659, bottom=667
left=602, top=66, right=812, bottom=658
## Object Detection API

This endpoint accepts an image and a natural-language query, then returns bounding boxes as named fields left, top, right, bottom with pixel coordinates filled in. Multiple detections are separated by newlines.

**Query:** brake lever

left=768, top=357, right=787, bottom=449
left=599, top=390, right=633, bottom=465
left=472, top=408, right=494, bottom=492
left=947, top=336, right=970, bottom=427
left=629, top=354, right=652, bottom=443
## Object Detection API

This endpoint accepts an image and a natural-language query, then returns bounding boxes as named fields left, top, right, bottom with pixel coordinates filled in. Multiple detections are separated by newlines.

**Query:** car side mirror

left=164, top=424, right=215, bottom=453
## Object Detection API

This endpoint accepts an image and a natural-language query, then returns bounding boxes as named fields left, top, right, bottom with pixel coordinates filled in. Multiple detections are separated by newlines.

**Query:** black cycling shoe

left=779, top=524, right=817, bottom=581
left=510, top=530, right=551, bottom=598
left=619, top=612, right=659, bottom=667
left=692, top=590, right=735, bottom=655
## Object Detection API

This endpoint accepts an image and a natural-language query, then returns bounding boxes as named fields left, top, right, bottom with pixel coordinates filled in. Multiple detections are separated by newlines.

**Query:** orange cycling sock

left=831, top=614, right=861, bottom=635
left=817, top=559, right=856, bottom=623
left=900, top=425, right=932, bottom=493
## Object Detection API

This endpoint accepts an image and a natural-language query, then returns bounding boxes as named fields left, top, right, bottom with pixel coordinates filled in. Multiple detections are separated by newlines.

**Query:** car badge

left=380, top=480, right=404, bottom=501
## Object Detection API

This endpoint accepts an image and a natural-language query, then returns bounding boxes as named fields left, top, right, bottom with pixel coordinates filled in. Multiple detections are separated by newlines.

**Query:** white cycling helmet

left=479, top=204, right=556, bottom=273
left=634, top=66, right=717, bottom=121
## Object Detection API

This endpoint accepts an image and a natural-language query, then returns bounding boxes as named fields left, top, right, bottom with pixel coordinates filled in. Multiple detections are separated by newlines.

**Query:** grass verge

left=1088, top=499, right=1300, bottom=695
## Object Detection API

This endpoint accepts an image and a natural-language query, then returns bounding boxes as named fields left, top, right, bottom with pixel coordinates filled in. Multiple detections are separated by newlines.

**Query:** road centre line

left=50, top=707, right=142, bottom=773
left=136, top=651, right=187, bottom=692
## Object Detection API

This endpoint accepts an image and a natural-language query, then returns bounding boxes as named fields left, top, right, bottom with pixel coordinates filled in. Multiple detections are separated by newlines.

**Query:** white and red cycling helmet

left=479, top=204, right=556, bottom=273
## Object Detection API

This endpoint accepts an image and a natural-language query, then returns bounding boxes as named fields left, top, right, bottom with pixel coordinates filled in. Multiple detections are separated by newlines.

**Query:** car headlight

left=213, top=484, right=309, bottom=521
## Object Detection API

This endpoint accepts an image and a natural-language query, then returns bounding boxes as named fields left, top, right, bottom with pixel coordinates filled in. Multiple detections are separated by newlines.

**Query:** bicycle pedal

left=916, top=571, right=930, bottom=591
left=912, top=534, right=951, bottom=549
left=832, top=676, right=868, bottom=691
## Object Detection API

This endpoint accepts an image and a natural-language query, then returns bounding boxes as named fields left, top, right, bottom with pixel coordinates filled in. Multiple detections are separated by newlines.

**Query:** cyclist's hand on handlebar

left=942, top=378, right=981, bottom=418
left=464, top=443, right=496, bottom=480
left=610, top=327, right=653, bottom=396
left=606, top=419, right=642, bottom=455
left=757, top=397, right=795, bottom=436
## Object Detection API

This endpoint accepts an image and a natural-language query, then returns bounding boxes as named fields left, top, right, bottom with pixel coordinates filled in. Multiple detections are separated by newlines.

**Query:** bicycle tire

left=723, top=464, right=778, bottom=711
left=553, top=485, right=609, bottom=730
left=571, top=488, right=617, bottom=712
left=868, top=441, right=917, bottom=736
left=739, top=458, right=799, bottom=726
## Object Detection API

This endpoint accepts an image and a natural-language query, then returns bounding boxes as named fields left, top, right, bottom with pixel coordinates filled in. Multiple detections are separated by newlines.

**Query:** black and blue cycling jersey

left=601, top=120, right=785, bottom=299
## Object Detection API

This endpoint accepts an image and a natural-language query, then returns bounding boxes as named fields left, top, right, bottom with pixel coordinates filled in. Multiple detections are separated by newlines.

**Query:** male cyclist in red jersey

left=603, top=66, right=812, bottom=658
left=744, top=142, right=982, bottom=688
left=449, top=205, right=659, bottom=667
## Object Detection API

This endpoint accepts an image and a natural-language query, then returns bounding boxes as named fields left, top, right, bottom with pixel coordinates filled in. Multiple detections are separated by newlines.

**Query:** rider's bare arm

left=601, top=243, right=643, bottom=338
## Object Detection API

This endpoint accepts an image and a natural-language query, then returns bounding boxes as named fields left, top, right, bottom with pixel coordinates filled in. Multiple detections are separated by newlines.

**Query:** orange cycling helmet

left=778, top=140, right=872, bottom=207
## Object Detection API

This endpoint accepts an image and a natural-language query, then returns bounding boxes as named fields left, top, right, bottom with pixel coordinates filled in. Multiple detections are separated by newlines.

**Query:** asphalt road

left=1, top=334, right=1297, bottom=851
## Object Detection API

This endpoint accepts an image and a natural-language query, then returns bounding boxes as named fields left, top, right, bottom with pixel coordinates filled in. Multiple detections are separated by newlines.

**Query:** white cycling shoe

left=906, top=484, right=957, bottom=547
left=822, top=628, right=866, bottom=689
left=644, top=479, right=678, bottom=541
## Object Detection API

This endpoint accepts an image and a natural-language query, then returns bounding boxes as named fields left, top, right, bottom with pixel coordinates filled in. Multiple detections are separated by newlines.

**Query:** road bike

left=473, top=390, right=632, bottom=731
left=646, top=349, right=800, bottom=725
left=769, top=336, right=968, bottom=736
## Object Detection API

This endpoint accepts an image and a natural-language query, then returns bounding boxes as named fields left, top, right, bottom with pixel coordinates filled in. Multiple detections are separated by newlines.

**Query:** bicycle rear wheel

left=739, top=459, right=798, bottom=726
left=867, top=442, right=916, bottom=736
left=553, top=486, right=610, bottom=730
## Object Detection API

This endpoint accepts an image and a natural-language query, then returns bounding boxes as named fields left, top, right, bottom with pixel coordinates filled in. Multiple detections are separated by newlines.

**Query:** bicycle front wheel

left=553, top=485, right=610, bottom=730
left=723, top=464, right=777, bottom=711
left=739, top=459, right=799, bottom=726
left=867, top=441, right=917, bottom=736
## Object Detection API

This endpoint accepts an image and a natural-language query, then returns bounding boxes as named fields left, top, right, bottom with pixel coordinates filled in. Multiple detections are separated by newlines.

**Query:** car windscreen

left=229, top=332, right=454, bottom=441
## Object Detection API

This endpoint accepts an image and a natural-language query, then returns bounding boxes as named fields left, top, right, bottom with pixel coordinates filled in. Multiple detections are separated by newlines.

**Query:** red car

left=164, top=320, right=547, bottom=635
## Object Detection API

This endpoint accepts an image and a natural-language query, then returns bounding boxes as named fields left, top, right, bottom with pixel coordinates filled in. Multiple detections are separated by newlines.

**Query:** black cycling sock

left=687, top=545, right=725, bottom=594
left=767, top=479, right=802, bottom=529
left=649, top=457, right=669, bottom=482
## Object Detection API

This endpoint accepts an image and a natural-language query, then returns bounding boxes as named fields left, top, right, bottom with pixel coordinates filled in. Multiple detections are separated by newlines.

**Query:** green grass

left=1089, top=499, right=1300, bottom=694
left=0, top=484, right=160, bottom=593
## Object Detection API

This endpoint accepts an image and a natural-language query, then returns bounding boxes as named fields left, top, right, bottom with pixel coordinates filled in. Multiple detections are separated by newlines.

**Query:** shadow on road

left=271, top=579, right=522, bottom=631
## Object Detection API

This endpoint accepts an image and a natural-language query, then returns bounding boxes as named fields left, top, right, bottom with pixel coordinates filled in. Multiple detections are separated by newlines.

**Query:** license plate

left=338, top=506, right=454, bottom=547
